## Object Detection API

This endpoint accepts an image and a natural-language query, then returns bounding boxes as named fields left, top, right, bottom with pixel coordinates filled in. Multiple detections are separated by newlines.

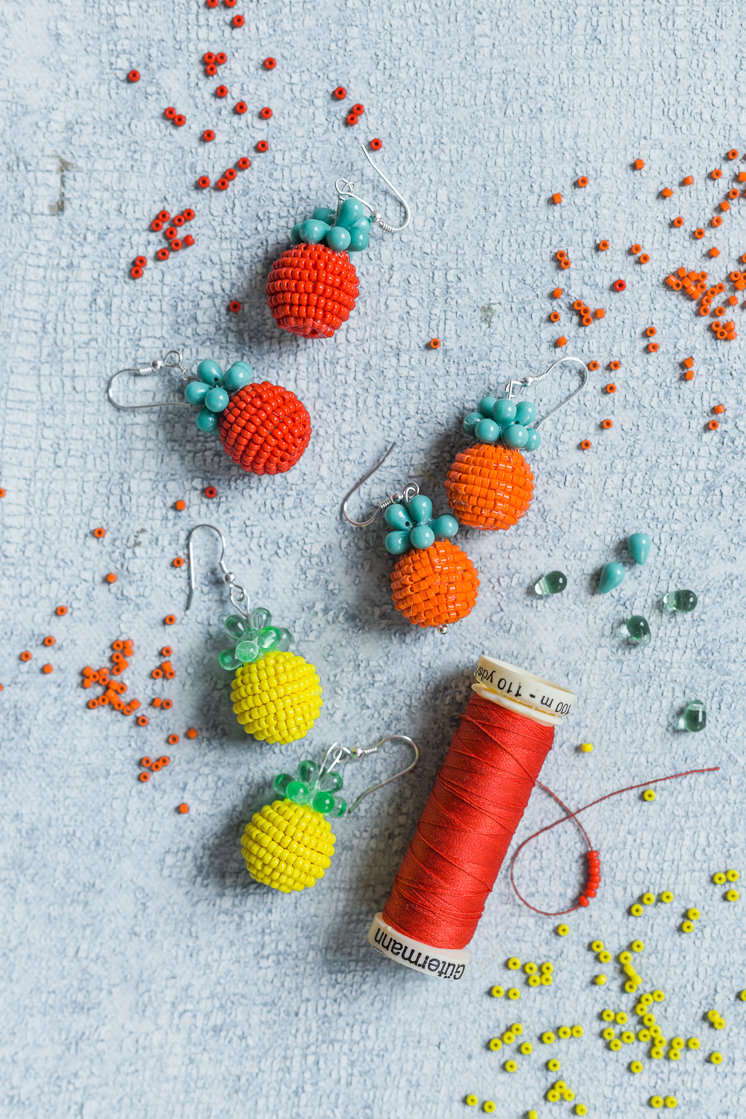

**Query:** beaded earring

left=445, top=357, right=588, bottom=530
left=108, top=350, right=312, bottom=476
left=242, top=735, right=418, bottom=893
left=342, top=446, right=480, bottom=632
left=185, top=525, right=322, bottom=744
left=265, top=142, right=410, bottom=339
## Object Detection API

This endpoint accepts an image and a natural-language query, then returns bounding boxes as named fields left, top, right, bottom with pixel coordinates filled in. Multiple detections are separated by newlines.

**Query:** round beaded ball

left=230, top=650, right=322, bottom=744
left=218, top=382, right=312, bottom=475
left=265, top=244, right=359, bottom=339
left=241, top=799, right=335, bottom=892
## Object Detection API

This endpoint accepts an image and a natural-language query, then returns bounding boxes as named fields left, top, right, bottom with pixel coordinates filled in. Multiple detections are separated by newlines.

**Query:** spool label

left=367, top=913, right=471, bottom=978
left=474, top=656, right=577, bottom=718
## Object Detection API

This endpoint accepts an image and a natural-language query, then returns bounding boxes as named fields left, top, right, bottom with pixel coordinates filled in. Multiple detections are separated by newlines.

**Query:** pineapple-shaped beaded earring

left=342, top=445, right=480, bottom=632
left=265, top=141, right=410, bottom=339
left=108, top=349, right=312, bottom=476
left=445, top=357, right=588, bottom=530
left=185, top=525, right=322, bottom=744
left=242, top=736, right=418, bottom=893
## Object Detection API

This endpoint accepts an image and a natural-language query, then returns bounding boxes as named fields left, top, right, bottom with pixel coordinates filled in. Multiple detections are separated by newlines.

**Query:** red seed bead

left=370, top=138, right=382, bottom=151
left=173, top=215, right=185, bottom=227
left=352, top=103, right=364, bottom=115
left=183, top=234, right=194, bottom=247
left=165, top=227, right=177, bottom=240
left=237, top=157, right=251, bottom=170
left=207, top=0, right=218, bottom=7
left=183, top=209, right=195, bottom=221
left=333, top=86, right=347, bottom=100
left=128, top=70, right=140, bottom=83
left=156, top=248, right=170, bottom=261
left=205, top=486, right=218, bottom=498
left=204, top=53, right=216, bottom=63
left=173, top=115, right=186, bottom=127
left=203, top=129, right=216, bottom=141
left=171, top=240, right=182, bottom=251
left=260, top=107, right=272, bottom=119
left=232, top=15, right=245, bottom=27
left=164, top=107, right=176, bottom=119
left=613, top=279, right=626, bottom=292
left=264, top=57, right=276, bottom=69
left=205, top=64, right=217, bottom=76
left=578, top=895, right=590, bottom=907
left=224, top=168, right=237, bottom=181
left=214, top=52, right=227, bottom=65
left=346, top=113, right=358, bottom=126
left=130, top=267, right=143, bottom=279
left=228, top=301, right=241, bottom=313
left=197, top=175, right=210, bottom=189
left=235, top=101, right=247, bottom=114
left=216, top=85, right=228, bottom=98
left=216, top=178, right=229, bottom=191
left=256, top=140, right=268, bottom=152
left=225, top=0, right=237, bottom=6
left=151, top=219, right=163, bottom=231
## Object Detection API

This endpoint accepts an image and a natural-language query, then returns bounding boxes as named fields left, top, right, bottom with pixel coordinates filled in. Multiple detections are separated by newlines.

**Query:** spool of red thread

left=367, top=655, right=577, bottom=979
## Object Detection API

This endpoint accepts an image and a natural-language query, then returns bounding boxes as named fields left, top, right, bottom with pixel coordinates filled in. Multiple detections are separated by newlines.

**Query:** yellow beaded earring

left=185, top=524, right=322, bottom=744
left=241, top=736, right=419, bottom=893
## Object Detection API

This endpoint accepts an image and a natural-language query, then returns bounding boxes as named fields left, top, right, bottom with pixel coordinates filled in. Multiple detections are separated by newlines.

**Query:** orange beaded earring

left=445, top=357, right=588, bottom=531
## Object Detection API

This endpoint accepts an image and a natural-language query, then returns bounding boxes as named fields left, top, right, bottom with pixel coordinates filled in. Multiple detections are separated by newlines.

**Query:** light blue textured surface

left=1, top=1, right=745, bottom=1116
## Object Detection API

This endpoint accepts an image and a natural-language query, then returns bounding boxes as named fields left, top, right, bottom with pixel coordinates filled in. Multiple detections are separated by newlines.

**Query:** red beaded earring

left=107, top=349, right=312, bottom=476
left=265, top=142, right=410, bottom=340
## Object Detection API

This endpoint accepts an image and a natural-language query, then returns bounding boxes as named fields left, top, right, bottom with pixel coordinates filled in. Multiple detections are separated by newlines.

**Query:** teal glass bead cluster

left=534, top=570, right=567, bottom=596
left=184, top=359, right=253, bottom=432
left=463, top=396, right=541, bottom=451
left=218, top=607, right=292, bottom=671
left=290, top=199, right=374, bottom=253
left=598, top=532, right=652, bottom=594
left=273, top=758, right=347, bottom=817
left=383, top=494, right=459, bottom=555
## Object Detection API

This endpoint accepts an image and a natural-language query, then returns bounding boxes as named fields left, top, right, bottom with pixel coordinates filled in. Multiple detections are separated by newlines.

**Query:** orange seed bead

left=682, top=175, right=693, bottom=185
left=20, top=651, right=31, bottom=661
left=713, top=404, right=725, bottom=414
left=588, top=360, right=600, bottom=371
left=174, top=500, right=186, bottom=511
left=556, top=336, right=567, bottom=347
left=606, top=383, right=616, bottom=393
left=167, top=734, right=180, bottom=745
left=580, top=439, right=592, bottom=450
left=105, top=573, right=117, bottom=583
left=429, top=338, right=441, bottom=349
left=43, top=636, right=55, bottom=646
left=178, top=803, right=189, bottom=813
left=601, top=419, right=613, bottom=429
left=645, top=327, right=657, bottom=336
left=186, top=727, right=198, bottom=739
left=93, top=528, right=106, bottom=538
left=708, top=420, right=719, bottom=430
left=577, top=176, right=588, bottom=187
left=56, top=606, right=68, bottom=616
left=164, top=615, right=176, bottom=625
left=633, top=159, right=644, bottom=170
left=137, top=715, right=149, bottom=726
left=552, top=288, right=563, bottom=298
left=552, top=193, right=562, bottom=204
left=139, top=772, right=150, bottom=783
left=598, top=240, right=609, bottom=251
left=661, top=187, right=673, bottom=198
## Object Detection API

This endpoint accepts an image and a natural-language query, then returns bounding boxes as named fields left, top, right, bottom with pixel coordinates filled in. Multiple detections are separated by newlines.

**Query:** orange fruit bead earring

left=445, top=356, right=588, bottom=531
left=265, top=142, right=410, bottom=340
left=342, top=445, right=480, bottom=632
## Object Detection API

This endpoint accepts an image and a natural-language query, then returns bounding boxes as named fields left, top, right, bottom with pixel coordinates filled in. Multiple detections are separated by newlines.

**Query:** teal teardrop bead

left=290, top=224, right=303, bottom=244
left=312, top=791, right=335, bottom=815
left=334, top=198, right=366, bottom=229
left=502, top=422, right=529, bottom=448
left=463, top=411, right=483, bottom=435
left=185, top=381, right=209, bottom=405
left=430, top=514, right=458, bottom=539
left=224, top=614, right=248, bottom=640
left=492, top=399, right=517, bottom=425
left=222, top=361, right=253, bottom=393
left=627, top=533, right=651, bottom=565
left=384, top=504, right=413, bottom=530
left=250, top=607, right=272, bottom=630
left=197, top=359, right=223, bottom=386
left=524, top=429, right=541, bottom=451
left=218, top=649, right=242, bottom=670
left=297, top=759, right=319, bottom=785
left=385, top=530, right=411, bottom=555
left=410, top=524, right=435, bottom=549
left=478, top=396, right=499, bottom=417
left=515, top=401, right=537, bottom=425
left=195, top=408, right=218, bottom=432
left=325, top=225, right=351, bottom=252
left=312, top=207, right=336, bottom=223
left=475, top=418, right=500, bottom=443
left=407, top=495, right=433, bottom=524
left=205, top=387, right=229, bottom=412
left=598, top=562, right=625, bottom=594
left=299, top=219, right=330, bottom=244
left=347, top=224, right=369, bottom=251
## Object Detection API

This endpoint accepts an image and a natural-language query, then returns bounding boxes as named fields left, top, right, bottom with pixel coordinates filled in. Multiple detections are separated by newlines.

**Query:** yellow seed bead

left=601, top=1009, right=615, bottom=1022
left=563, top=1090, right=576, bottom=1102
left=681, top=921, right=694, bottom=933
left=528, top=1112, right=539, bottom=1119
left=571, top=1025, right=584, bottom=1038
left=712, top=872, right=726, bottom=885
left=660, top=891, right=674, bottom=902
left=490, top=985, right=504, bottom=998
left=507, top=988, right=520, bottom=1000
left=594, top=975, right=607, bottom=986
left=642, top=892, right=655, bottom=905
left=504, top=1061, right=517, bottom=1073
left=631, top=940, right=645, bottom=952
left=553, top=1081, right=567, bottom=1091
left=618, top=951, right=632, bottom=964
left=709, top=1051, right=723, bottom=1064
left=489, top=1038, right=502, bottom=1052
left=671, top=1037, right=684, bottom=1049
left=650, top=1026, right=662, bottom=1038
left=622, top=1031, right=635, bottom=1044
left=630, top=904, right=644, bottom=916
left=602, top=1028, right=615, bottom=1041
left=650, top=1047, right=664, bottom=1059
left=686, top=908, right=700, bottom=920
left=557, top=923, right=570, bottom=936
left=591, top=939, right=605, bottom=952
left=541, top=961, right=554, bottom=974
left=511, top=1023, right=523, bottom=1036
left=635, top=1003, right=646, bottom=1016
left=713, top=1018, right=725, bottom=1030
left=664, top=1097, right=677, bottom=1109
left=643, top=789, right=656, bottom=801
left=547, top=1058, right=561, bottom=1072
left=638, top=1029, right=651, bottom=1042
left=580, top=742, right=593, bottom=752
left=630, top=1061, right=643, bottom=1073
left=598, top=950, right=612, bottom=963
left=524, top=962, right=538, bottom=974
left=652, top=990, right=665, bottom=1002
left=546, top=1091, right=561, bottom=1103
left=650, top=1098, right=664, bottom=1110
left=726, top=889, right=739, bottom=901
left=609, top=1039, right=622, bottom=1051
left=668, top=1049, right=680, bottom=1061
left=641, top=994, right=654, bottom=1007
left=507, top=956, right=521, bottom=970
left=520, top=1041, right=533, bottom=1055
left=616, top=1012, right=628, bottom=1024
left=707, top=1009, right=720, bottom=1022
left=740, top=991, right=746, bottom=1002
left=540, top=974, right=553, bottom=986
left=483, top=1101, right=496, bottom=1113
left=558, top=1026, right=571, bottom=1039
left=575, top=1107, right=588, bottom=1117
left=687, top=1037, right=700, bottom=1049
left=528, top=975, right=541, bottom=987
left=726, top=869, right=739, bottom=881
left=542, top=1031, right=556, bottom=1044
left=502, top=1031, right=515, bottom=1044
left=465, top=1096, right=478, bottom=1107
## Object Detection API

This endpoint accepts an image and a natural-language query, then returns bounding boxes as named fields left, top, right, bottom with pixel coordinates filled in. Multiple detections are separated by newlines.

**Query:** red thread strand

left=510, top=766, right=720, bottom=916
left=382, top=694, right=555, bottom=951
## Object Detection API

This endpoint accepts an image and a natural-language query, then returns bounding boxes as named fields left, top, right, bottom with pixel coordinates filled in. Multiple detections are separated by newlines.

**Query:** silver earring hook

left=340, top=442, right=420, bottom=527
left=107, top=349, right=192, bottom=411
left=316, top=735, right=419, bottom=813
left=333, top=141, right=411, bottom=234
left=504, top=356, right=588, bottom=429
left=186, top=524, right=250, bottom=617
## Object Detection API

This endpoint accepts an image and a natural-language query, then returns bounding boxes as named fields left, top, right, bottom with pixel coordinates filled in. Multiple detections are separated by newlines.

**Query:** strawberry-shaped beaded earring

left=108, top=349, right=311, bottom=475
left=242, top=736, right=418, bottom=893
left=265, top=142, right=410, bottom=339
left=185, top=525, right=322, bottom=744
left=342, top=445, right=480, bottom=632
left=445, top=357, right=588, bottom=530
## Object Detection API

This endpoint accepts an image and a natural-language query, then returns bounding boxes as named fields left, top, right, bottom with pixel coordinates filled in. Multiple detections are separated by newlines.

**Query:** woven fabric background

left=1, top=1, right=744, bottom=1116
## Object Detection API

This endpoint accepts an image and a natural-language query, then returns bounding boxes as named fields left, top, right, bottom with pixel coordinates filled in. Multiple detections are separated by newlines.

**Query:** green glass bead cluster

left=218, top=607, right=292, bottom=671
left=290, top=199, right=374, bottom=253
left=184, top=358, right=253, bottom=432
left=384, top=494, right=459, bottom=555
left=273, top=757, right=347, bottom=818
left=464, top=396, right=541, bottom=451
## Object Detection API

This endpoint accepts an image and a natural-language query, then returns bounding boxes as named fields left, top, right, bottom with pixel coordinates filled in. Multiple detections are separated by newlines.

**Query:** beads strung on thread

left=184, top=358, right=253, bottom=430
left=463, top=395, right=541, bottom=452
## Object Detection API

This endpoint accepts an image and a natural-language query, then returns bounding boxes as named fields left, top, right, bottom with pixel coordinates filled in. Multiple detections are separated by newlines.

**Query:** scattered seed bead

left=643, top=1013, right=656, bottom=1026
left=547, top=1059, right=560, bottom=1072
left=726, top=869, right=739, bottom=881
left=630, top=1061, right=643, bottom=1073
left=602, top=1027, right=615, bottom=1041
left=542, top=1032, right=555, bottom=1044
left=105, top=573, right=117, bottom=584
left=630, top=904, right=643, bottom=916
left=488, top=1037, right=502, bottom=1051
left=571, top=1025, right=583, bottom=1038
left=507, top=957, right=521, bottom=970
left=524, top=962, right=538, bottom=975
left=726, top=889, right=739, bottom=901
left=580, top=741, right=594, bottom=752
left=490, top=985, right=504, bottom=997
left=541, top=962, right=553, bottom=974
left=643, top=789, right=655, bottom=801
left=203, top=130, right=216, bottom=142
left=547, top=1091, right=561, bottom=1104
left=552, top=193, right=562, bottom=204
left=631, top=940, right=644, bottom=953
left=594, top=975, right=606, bottom=986
left=660, top=891, right=674, bottom=902
left=650, top=1046, right=664, bottom=1059
left=709, top=1052, right=723, bottom=1065
left=137, top=716, right=148, bottom=726
left=557, top=924, right=569, bottom=936
left=580, top=440, right=592, bottom=450
left=216, top=85, right=228, bottom=98
left=686, top=908, right=700, bottom=920
left=591, top=940, right=604, bottom=952
left=483, top=1101, right=496, bottom=1112
left=598, top=240, right=609, bottom=250
left=638, top=1029, right=651, bottom=1042
left=558, top=1027, right=571, bottom=1039
left=601, top=1010, right=615, bottom=1022
left=588, top=360, right=600, bottom=370
left=504, top=1061, right=517, bottom=1073
left=642, top=892, right=655, bottom=905
left=507, top=988, right=520, bottom=1000
left=575, top=1107, right=587, bottom=1117
left=609, top=1039, right=622, bottom=1051
left=256, top=140, right=269, bottom=152
left=370, top=138, right=382, bottom=151
left=502, top=1031, right=515, bottom=1044
left=232, top=14, right=245, bottom=26
left=598, top=950, right=611, bottom=963
left=178, top=803, right=189, bottom=814
left=197, top=176, right=210, bottom=189
left=186, top=728, right=198, bottom=739
left=520, top=1042, right=532, bottom=1055
left=652, top=990, right=665, bottom=1002
left=687, top=1037, right=700, bottom=1049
